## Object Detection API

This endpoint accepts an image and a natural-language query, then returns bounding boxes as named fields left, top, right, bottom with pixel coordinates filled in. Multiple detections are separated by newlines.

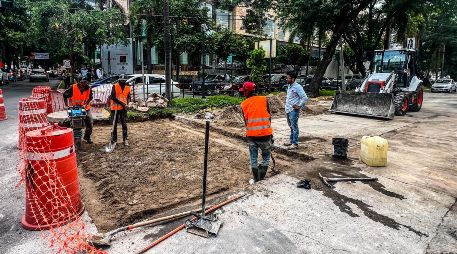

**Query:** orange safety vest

left=241, top=96, right=272, bottom=137
left=70, top=84, right=91, bottom=110
left=111, top=82, right=131, bottom=110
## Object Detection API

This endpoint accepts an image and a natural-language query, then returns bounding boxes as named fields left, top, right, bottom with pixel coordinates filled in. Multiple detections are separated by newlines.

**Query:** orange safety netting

left=17, top=86, right=106, bottom=254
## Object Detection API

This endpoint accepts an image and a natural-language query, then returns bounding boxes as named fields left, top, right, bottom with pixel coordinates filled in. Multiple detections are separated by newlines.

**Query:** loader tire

left=409, top=87, right=423, bottom=112
left=394, top=93, right=408, bottom=116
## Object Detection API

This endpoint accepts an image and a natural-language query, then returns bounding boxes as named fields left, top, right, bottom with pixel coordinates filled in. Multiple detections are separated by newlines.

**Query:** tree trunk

left=309, top=27, right=346, bottom=97
left=176, top=52, right=180, bottom=82
left=146, top=42, right=152, bottom=74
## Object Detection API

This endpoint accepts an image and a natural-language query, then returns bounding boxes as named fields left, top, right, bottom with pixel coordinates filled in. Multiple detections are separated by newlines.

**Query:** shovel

left=105, top=109, right=118, bottom=153
left=185, top=120, right=222, bottom=238
left=88, top=209, right=200, bottom=248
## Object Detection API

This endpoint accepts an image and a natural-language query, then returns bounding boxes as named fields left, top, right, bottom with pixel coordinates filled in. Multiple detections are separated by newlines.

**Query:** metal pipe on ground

left=88, top=209, right=201, bottom=248
left=137, top=193, right=245, bottom=254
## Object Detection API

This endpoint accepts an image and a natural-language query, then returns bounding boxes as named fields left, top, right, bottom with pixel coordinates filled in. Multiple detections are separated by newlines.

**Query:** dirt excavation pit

left=77, top=120, right=252, bottom=232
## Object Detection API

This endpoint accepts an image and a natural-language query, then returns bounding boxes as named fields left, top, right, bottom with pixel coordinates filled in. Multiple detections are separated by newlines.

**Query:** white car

left=29, top=69, right=49, bottom=82
left=431, top=79, right=456, bottom=93
left=125, top=74, right=181, bottom=101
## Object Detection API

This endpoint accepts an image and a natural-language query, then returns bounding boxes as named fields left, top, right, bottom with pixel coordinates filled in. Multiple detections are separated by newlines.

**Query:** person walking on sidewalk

left=63, top=77, right=94, bottom=144
left=284, top=71, right=308, bottom=149
left=110, top=76, right=131, bottom=146
left=240, top=81, right=273, bottom=183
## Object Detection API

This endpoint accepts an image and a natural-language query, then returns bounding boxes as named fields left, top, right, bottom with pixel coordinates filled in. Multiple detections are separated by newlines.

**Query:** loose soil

left=77, top=120, right=254, bottom=232
left=77, top=94, right=341, bottom=232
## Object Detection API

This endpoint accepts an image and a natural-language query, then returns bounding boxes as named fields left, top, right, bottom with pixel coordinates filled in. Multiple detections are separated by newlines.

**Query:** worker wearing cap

left=63, top=77, right=94, bottom=144
left=240, top=81, right=273, bottom=182
left=110, top=76, right=131, bottom=146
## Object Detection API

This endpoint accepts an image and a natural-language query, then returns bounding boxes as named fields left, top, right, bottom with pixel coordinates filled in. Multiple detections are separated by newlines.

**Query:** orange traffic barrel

left=18, top=98, right=49, bottom=149
left=22, top=124, right=84, bottom=230
left=0, top=89, right=7, bottom=120
left=32, top=86, right=53, bottom=113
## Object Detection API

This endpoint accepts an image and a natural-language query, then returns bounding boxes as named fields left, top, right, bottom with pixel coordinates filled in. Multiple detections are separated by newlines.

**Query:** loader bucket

left=330, top=92, right=395, bottom=120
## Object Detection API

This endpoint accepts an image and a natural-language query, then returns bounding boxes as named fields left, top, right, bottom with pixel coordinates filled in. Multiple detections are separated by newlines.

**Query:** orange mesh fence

left=32, top=86, right=53, bottom=114
left=17, top=89, right=106, bottom=253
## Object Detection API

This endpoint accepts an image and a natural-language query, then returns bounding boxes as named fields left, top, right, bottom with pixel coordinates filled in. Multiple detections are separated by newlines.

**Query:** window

left=119, top=55, right=127, bottom=63
left=216, top=9, right=230, bottom=29
left=278, top=29, right=285, bottom=41
left=151, top=77, right=165, bottom=84
left=263, top=20, right=275, bottom=38
left=134, top=77, right=144, bottom=84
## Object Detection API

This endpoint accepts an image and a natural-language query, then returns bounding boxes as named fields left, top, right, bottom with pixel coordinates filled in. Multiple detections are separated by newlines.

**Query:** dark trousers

left=111, top=110, right=128, bottom=142
left=84, top=110, right=93, bottom=140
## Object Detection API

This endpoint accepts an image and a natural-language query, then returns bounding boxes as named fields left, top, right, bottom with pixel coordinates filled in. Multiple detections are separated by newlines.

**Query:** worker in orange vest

left=63, top=76, right=94, bottom=144
left=110, top=75, right=131, bottom=146
left=240, top=81, right=273, bottom=183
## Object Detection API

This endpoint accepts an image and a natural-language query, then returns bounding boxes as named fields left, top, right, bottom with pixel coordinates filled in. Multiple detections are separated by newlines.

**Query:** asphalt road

left=0, top=80, right=60, bottom=253
left=0, top=87, right=456, bottom=254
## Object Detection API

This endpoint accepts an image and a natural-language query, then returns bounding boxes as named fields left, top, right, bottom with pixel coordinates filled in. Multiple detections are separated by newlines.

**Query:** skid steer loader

left=330, top=49, right=424, bottom=119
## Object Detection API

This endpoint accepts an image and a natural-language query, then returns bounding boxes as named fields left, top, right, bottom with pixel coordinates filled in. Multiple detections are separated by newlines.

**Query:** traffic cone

left=0, top=89, right=7, bottom=121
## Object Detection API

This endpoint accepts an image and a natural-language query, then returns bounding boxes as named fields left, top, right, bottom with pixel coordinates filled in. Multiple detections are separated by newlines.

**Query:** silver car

left=431, top=79, right=456, bottom=93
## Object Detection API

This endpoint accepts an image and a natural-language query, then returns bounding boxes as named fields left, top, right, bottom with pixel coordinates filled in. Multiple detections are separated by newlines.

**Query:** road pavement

left=1, top=88, right=456, bottom=254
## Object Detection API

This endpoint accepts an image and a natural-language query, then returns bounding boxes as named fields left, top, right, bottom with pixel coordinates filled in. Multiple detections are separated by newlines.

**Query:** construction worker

left=63, top=76, right=94, bottom=143
left=240, top=81, right=273, bottom=183
left=110, top=75, right=131, bottom=146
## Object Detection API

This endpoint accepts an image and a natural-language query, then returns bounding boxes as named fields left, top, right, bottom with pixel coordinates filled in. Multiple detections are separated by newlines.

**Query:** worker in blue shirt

left=284, top=71, right=308, bottom=149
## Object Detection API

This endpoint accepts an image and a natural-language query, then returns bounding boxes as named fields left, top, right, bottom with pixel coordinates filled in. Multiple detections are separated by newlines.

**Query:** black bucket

left=332, top=138, right=349, bottom=159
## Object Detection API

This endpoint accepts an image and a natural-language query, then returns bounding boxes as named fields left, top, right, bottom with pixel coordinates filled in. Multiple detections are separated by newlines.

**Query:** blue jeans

left=248, top=138, right=272, bottom=168
left=287, top=109, right=300, bottom=145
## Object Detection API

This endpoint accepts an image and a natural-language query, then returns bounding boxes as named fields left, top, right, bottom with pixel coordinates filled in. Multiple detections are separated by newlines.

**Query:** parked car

left=126, top=74, right=181, bottom=100
left=296, top=75, right=313, bottom=93
left=320, top=77, right=334, bottom=90
left=191, top=74, right=228, bottom=95
left=261, top=74, right=287, bottom=91
left=90, top=75, right=120, bottom=88
left=46, top=69, right=58, bottom=78
left=221, top=75, right=250, bottom=94
left=431, top=79, right=457, bottom=93
left=0, top=68, right=8, bottom=86
left=29, top=69, right=49, bottom=82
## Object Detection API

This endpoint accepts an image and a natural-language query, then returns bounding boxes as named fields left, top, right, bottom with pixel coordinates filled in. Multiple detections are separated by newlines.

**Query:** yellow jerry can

left=360, top=136, right=388, bottom=167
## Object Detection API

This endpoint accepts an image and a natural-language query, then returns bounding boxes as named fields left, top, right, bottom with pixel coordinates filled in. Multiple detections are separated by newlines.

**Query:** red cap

left=239, top=82, right=256, bottom=92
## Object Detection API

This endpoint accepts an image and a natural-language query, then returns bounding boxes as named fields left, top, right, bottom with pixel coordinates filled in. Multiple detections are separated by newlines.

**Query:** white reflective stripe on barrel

left=0, top=103, right=4, bottom=107
left=21, top=122, right=49, bottom=128
left=19, top=108, right=47, bottom=116
left=27, top=146, right=74, bottom=161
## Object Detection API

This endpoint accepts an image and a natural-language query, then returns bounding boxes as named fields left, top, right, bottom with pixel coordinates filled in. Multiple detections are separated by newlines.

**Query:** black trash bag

left=297, top=179, right=311, bottom=189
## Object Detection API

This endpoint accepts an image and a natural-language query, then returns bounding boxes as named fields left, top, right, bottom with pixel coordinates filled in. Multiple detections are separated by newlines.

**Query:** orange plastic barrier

left=0, top=89, right=7, bottom=120
left=22, top=124, right=84, bottom=230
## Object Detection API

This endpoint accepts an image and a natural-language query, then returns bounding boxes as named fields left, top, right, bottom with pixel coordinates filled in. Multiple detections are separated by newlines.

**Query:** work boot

left=258, top=165, right=268, bottom=181
left=251, top=167, right=259, bottom=183
left=283, top=142, right=292, bottom=147
left=123, top=140, right=129, bottom=146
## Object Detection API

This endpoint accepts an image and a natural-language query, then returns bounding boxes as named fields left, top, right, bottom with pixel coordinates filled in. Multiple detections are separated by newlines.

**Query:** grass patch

left=319, top=90, right=336, bottom=96
left=171, top=96, right=244, bottom=113
left=144, top=95, right=245, bottom=119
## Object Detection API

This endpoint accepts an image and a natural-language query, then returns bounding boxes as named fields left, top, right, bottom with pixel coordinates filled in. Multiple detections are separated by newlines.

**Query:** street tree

left=26, top=0, right=126, bottom=73
left=0, top=0, right=29, bottom=66
left=212, top=28, right=252, bottom=69
left=274, top=0, right=376, bottom=97
left=276, top=44, right=308, bottom=72
left=130, top=0, right=211, bottom=75
left=246, top=48, right=267, bottom=84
